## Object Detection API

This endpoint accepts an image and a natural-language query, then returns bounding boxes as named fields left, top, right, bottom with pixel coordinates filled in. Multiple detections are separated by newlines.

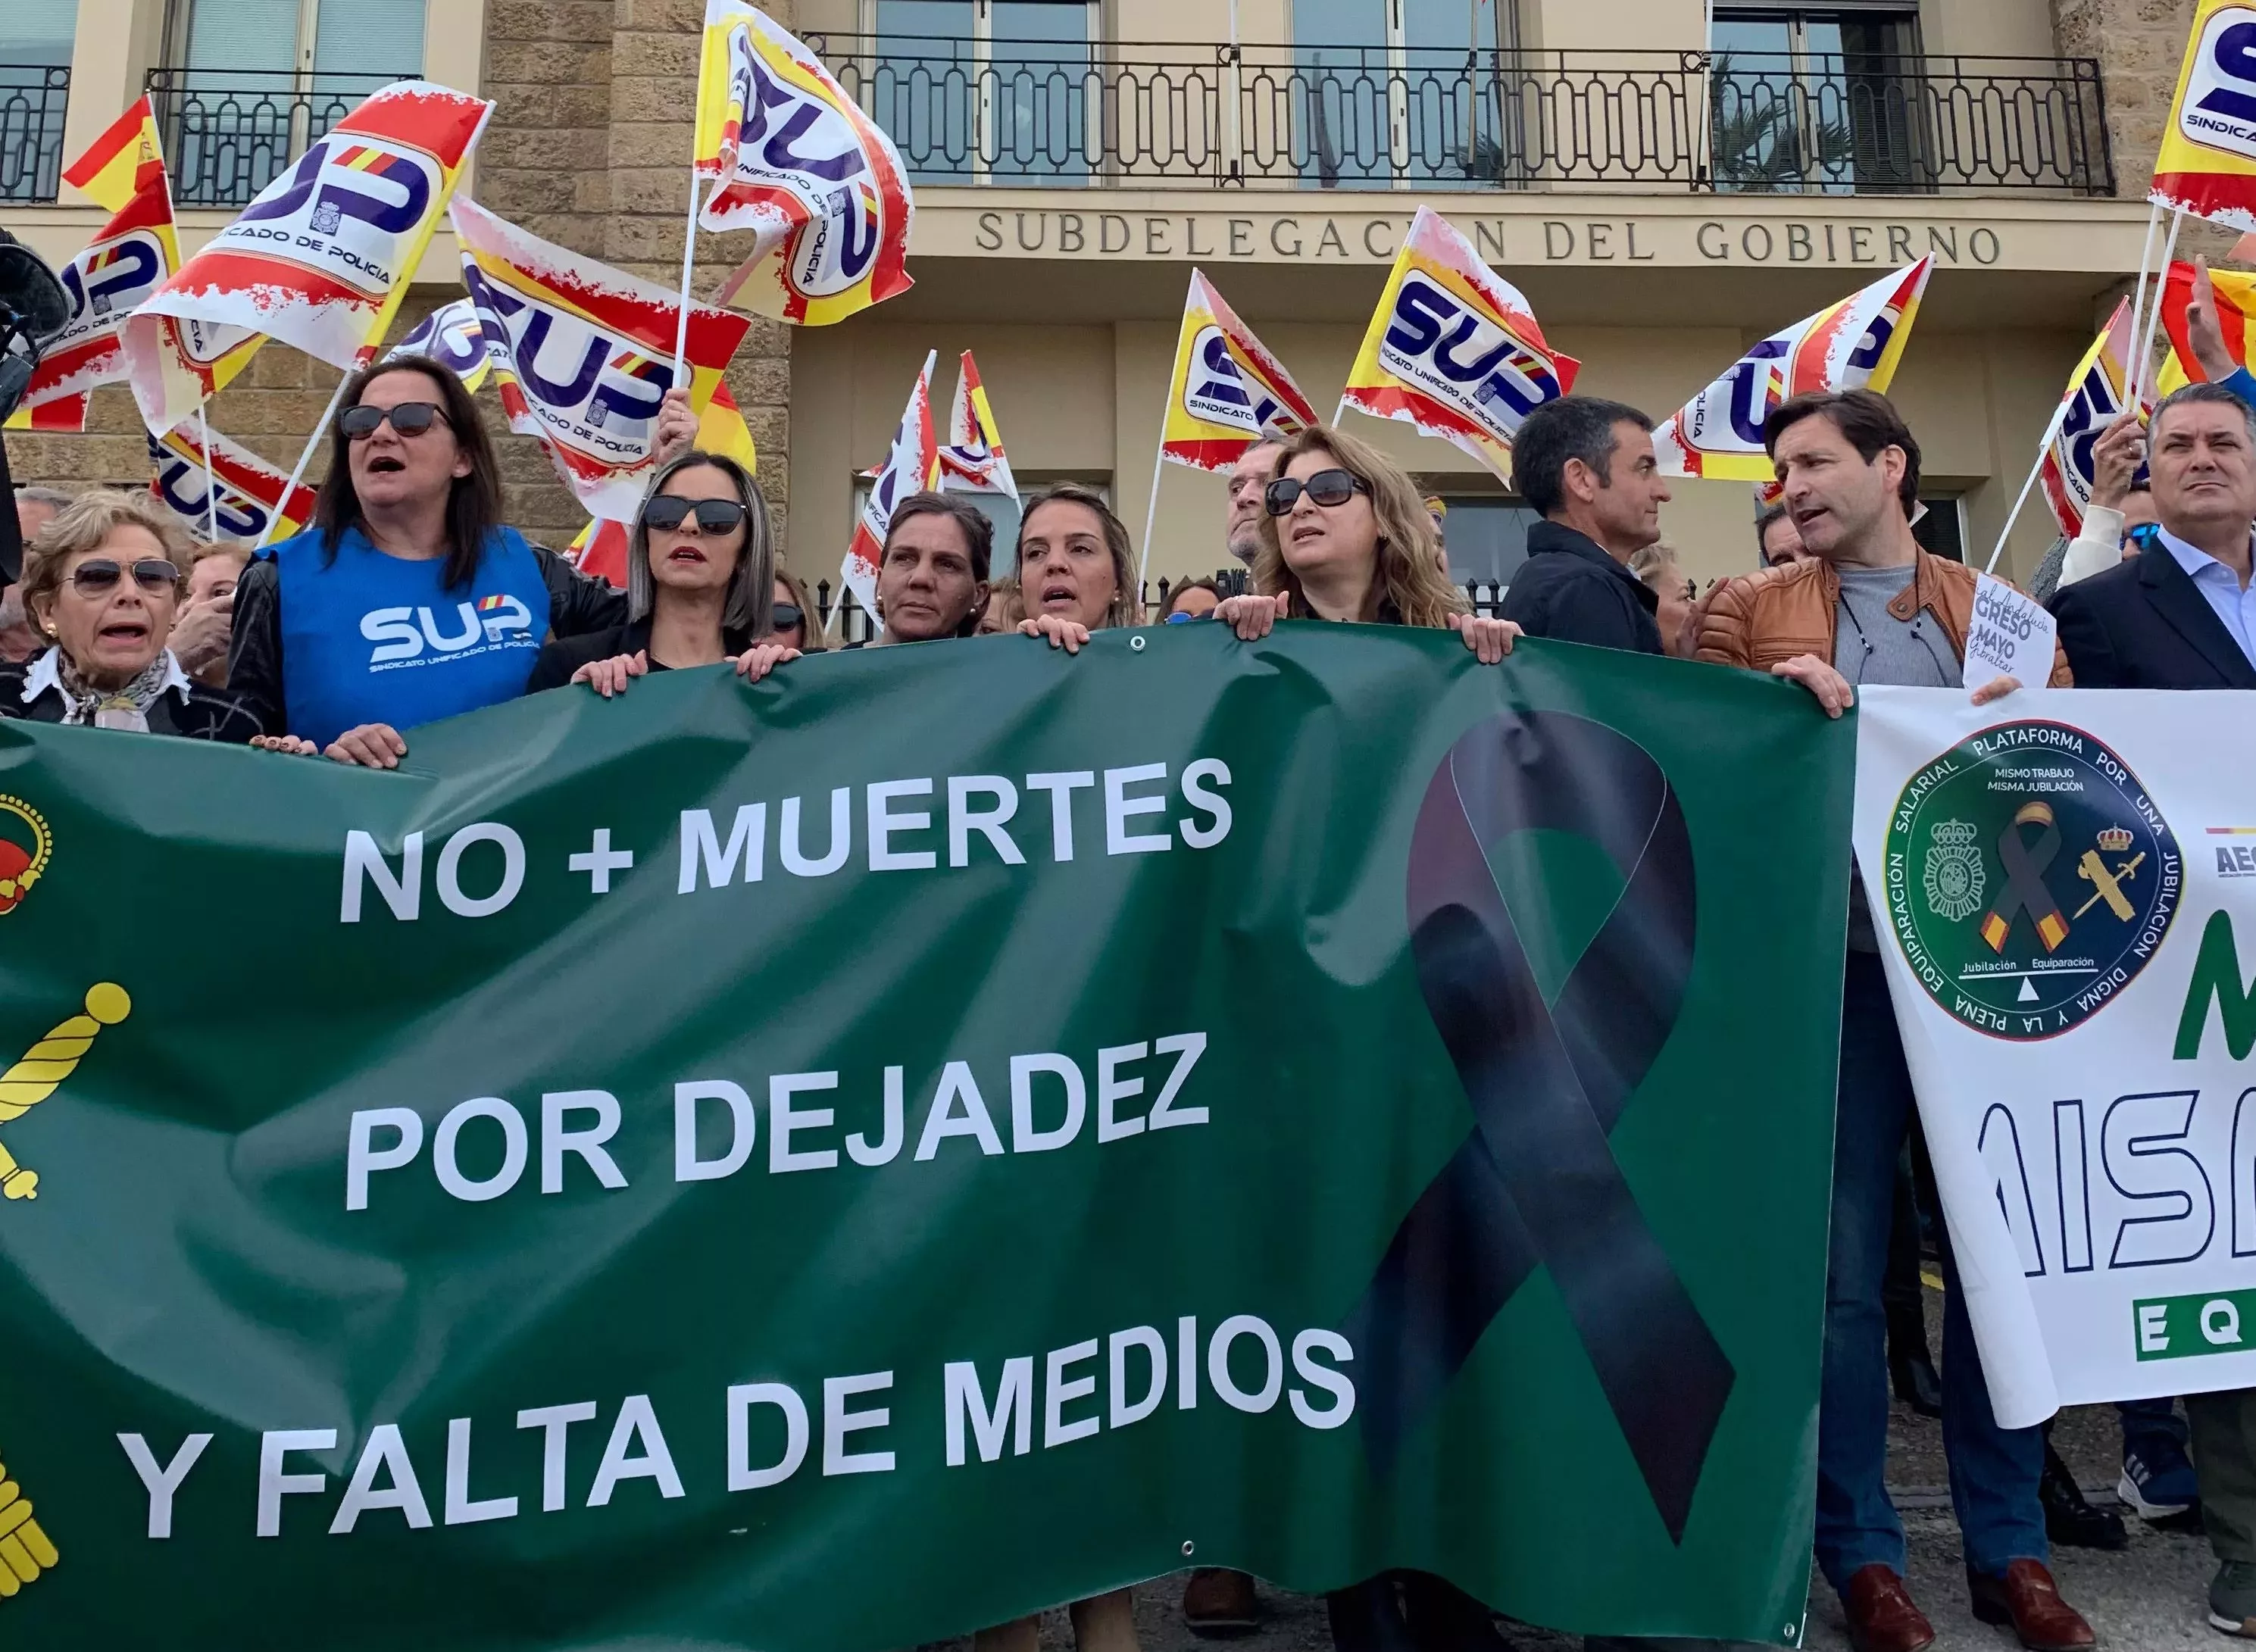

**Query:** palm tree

left=1708, top=54, right=1855, bottom=191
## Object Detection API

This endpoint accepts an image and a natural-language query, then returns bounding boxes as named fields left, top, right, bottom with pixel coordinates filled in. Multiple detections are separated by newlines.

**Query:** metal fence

left=807, top=571, right=1511, bottom=644
left=0, top=67, right=69, bottom=204
left=806, top=36, right=2113, bottom=195
left=145, top=68, right=406, bottom=207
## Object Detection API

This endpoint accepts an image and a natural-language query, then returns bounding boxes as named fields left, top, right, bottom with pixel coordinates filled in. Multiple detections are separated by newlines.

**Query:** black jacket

left=1498, top=520, right=1664, bottom=654
left=2048, top=539, right=2256, bottom=690
left=527, top=617, right=755, bottom=692
left=0, top=656, right=262, bottom=742
left=227, top=539, right=628, bottom=735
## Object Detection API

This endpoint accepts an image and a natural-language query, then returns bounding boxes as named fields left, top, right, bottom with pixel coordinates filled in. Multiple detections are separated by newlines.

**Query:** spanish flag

left=2157, top=258, right=2256, bottom=393
left=2152, top=0, right=2256, bottom=232
left=61, top=95, right=164, bottom=213
left=4, top=395, right=89, bottom=434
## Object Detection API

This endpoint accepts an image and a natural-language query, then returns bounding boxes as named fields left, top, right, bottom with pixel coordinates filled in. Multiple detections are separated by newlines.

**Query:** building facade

left=0, top=0, right=2201, bottom=601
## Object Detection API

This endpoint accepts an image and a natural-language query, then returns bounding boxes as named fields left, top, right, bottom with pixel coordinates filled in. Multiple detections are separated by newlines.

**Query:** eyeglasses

left=70, top=557, right=179, bottom=595
left=772, top=602, right=804, bottom=629
left=1264, top=469, right=1370, bottom=517
left=643, top=496, right=747, bottom=534
left=341, top=401, right=449, bottom=440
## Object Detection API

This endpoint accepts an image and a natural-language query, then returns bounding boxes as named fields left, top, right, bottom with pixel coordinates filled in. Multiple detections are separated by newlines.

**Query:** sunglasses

left=70, top=557, right=179, bottom=595
left=1264, top=469, right=1370, bottom=516
left=341, top=401, right=449, bottom=440
left=771, top=602, right=805, bottom=629
left=643, top=496, right=747, bottom=534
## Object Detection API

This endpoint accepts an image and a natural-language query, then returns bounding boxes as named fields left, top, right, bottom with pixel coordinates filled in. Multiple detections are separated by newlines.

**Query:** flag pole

left=1135, top=438, right=1167, bottom=601
left=2122, top=202, right=2164, bottom=415
left=1984, top=398, right=2073, bottom=576
left=673, top=168, right=704, bottom=381
left=2130, top=205, right=2186, bottom=410
left=195, top=398, right=218, bottom=542
left=255, top=374, right=348, bottom=551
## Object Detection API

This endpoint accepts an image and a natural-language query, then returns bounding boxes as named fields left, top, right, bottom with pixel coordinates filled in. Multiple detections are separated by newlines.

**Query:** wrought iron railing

left=0, top=67, right=70, bottom=204
left=807, top=36, right=2114, bottom=195
left=145, top=68, right=410, bottom=207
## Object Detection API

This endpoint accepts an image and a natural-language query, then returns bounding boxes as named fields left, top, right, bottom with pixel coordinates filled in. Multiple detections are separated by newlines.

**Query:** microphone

left=0, top=228, right=67, bottom=425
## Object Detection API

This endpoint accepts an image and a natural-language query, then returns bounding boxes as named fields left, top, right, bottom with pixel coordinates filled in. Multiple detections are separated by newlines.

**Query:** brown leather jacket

left=1695, top=550, right=2073, bottom=685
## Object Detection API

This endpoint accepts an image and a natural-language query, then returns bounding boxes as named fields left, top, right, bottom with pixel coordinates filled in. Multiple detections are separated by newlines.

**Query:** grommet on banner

left=1131, top=635, right=1148, bottom=652
left=1180, top=1539, right=1195, bottom=1557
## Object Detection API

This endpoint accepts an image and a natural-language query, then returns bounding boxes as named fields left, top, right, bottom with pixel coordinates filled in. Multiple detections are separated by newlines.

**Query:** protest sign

left=1855, top=687, right=2256, bottom=1426
left=1963, top=576, right=2060, bottom=693
left=0, top=629, right=1848, bottom=1647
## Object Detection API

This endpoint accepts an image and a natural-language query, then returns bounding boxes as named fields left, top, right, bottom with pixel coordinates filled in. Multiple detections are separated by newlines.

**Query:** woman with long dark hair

left=230, top=354, right=626, bottom=765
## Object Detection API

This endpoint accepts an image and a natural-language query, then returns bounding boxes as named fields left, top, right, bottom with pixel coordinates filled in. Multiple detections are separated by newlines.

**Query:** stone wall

left=2051, top=0, right=2196, bottom=199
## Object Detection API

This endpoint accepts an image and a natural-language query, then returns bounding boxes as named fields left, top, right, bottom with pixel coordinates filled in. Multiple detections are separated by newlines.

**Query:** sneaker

left=2121, top=1440, right=2200, bottom=1520
left=2210, top=1561, right=2256, bottom=1637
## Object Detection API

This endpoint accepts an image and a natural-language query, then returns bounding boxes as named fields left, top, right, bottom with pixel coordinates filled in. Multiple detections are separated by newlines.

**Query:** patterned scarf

left=54, top=650, right=178, bottom=732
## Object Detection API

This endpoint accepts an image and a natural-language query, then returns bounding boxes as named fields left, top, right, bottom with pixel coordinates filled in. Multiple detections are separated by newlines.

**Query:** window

left=1426, top=494, right=1541, bottom=586
left=0, top=2, right=75, bottom=202
left=1292, top=0, right=1515, bottom=189
left=1912, top=495, right=1964, bottom=563
left=162, top=0, right=426, bottom=205
left=1711, top=6, right=1923, bottom=193
left=873, top=0, right=1096, bottom=185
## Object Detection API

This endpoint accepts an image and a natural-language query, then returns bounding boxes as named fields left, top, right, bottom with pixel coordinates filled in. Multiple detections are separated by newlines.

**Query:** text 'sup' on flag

left=386, top=297, right=491, bottom=392
left=2038, top=298, right=2150, bottom=540
left=1159, top=269, right=1319, bottom=474
left=939, top=350, right=1016, bottom=501
left=13, top=163, right=180, bottom=423
left=842, top=349, right=939, bottom=624
left=696, top=3, right=915, bottom=326
left=147, top=420, right=317, bottom=545
left=2152, top=0, right=2256, bottom=232
left=1655, top=255, right=1933, bottom=484
left=1340, top=208, right=1579, bottom=484
left=61, top=94, right=165, bottom=214
left=452, top=198, right=752, bottom=523
left=126, top=81, right=493, bottom=436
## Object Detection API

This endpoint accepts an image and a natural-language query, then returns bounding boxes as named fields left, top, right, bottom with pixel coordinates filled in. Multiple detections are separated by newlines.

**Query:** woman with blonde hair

left=1014, top=481, right=1142, bottom=652
left=1217, top=425, right=1517, bottom=663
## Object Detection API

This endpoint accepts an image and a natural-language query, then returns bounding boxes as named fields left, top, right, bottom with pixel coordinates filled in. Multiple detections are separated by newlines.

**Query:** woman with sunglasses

left=768, top=570, right=829, bottom=654
left=529, top=450, right=792, bottom=695
left=230, top=356, right=626, bottom=766
left=1215, top=426, right=1518, bottom=665
left=0, top=490, right=261, bottom=740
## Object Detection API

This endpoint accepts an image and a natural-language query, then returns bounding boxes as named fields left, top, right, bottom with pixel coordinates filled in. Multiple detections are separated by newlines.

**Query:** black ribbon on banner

left=1981, top=800, right=2069, bottom=953
left=1345, top=710, right=1735, bottom=1544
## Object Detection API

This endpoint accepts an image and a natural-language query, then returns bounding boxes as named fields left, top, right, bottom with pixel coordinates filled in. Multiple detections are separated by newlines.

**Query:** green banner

left=0, top=624, right=1850, bottom=1648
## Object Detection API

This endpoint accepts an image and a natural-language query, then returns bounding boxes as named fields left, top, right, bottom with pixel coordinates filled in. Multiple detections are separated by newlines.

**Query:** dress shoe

left=1841, top=1564, right=1936, bottom=1652
left=1967, top=1560, right=2096, bottom=1651
left=1182, top=1568, right=1260, bottom=1637
left=2041, top=1440, right=2127, bottom=1551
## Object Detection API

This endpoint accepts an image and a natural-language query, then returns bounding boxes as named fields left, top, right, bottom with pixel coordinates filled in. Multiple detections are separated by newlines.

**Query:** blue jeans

left=1816, top=951, right=2048, bottom=1590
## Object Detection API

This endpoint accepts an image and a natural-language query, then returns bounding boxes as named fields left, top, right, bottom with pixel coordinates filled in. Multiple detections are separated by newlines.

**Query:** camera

left=0, top=228, right=67, bottom=425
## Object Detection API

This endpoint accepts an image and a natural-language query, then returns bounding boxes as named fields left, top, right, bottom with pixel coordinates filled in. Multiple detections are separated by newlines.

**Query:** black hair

left=314, top=354, right=502, bottom=591
left=1510, top=396, right=1655, bottom=519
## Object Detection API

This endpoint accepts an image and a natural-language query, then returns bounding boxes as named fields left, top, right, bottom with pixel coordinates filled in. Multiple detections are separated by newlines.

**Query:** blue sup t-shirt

left=267, top=525, right=552, bottom=748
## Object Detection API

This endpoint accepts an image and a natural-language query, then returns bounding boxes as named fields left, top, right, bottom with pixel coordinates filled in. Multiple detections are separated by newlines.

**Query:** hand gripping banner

left=1347, top=710, right=1735, bottom=1541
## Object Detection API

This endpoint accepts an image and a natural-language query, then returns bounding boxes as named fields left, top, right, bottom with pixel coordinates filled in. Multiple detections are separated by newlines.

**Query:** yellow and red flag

left=384, top=297, right=490, bottom=392
left=1160, top=270, right=1319, bottom=473
left=61, top=95, right=164, bottom=214
left=2157, top=258, right=2256, bottom=392
left=4, top=395, right=89, bottom=434
left=939, top=351, right=1016, bottom=500
left=15, top=164, right=182, bottom=423
left=841, top=350, right=940, bottom=623
left=1340, top=208, right=1577, bottom=482
left=695, top=2, right=914, bottom=326
left=1656, top=257, right=1932, bottom=482
left=2039, top=298, right=2151, bottom=539
left=147, top=419, right=318, bottom=545
left=454, top=198, right=751, bottom=522
left=567, top=383, right=761, bottom=589
left=2152, top=0, right=2256, bottom=230
left=127, top=82, right=492, bottom=435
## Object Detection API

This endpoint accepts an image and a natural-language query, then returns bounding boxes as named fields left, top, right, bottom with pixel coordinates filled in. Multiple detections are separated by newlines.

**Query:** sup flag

left=1340, top=208, right=1578, bottom=482
left=126, top=81, right=492, bottom=435
left=693, top=2, right=915, bottom=326
left=2152, top=0, right=2256, bottom=230
left=2038, top=298, right=2151, bottom=539
left=11, top=162, right=180, bottom=423
left=454, top=198, right=751, bottom=523
left=939, top=351, right=1017, bottom=500
left=567, top=383, right=761, bottom=588
left=1656, top=256, right=1932, bottom=482
left=1158, top=269, right=1318, bottom=473
left=386, top=297, right=490, bottom=392
left=61, top=95, right=164, bottom=213
left=842, top=349, right=940, bottom=624
left=147, top=421, right=317, bottom=545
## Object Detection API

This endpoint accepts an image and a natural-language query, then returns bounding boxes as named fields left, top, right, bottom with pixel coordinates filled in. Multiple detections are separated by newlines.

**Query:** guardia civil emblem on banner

left=1884, top=720, right=2183, bottom=1040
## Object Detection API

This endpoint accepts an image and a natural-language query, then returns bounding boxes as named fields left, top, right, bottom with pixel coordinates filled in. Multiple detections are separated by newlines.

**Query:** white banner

left=1854, top=686, right=2256, bottom=1427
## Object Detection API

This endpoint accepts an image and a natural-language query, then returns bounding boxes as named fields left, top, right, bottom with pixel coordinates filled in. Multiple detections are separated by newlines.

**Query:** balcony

left=808, top=36, right=2114, bottom=196
left=145, top=68, right=403, bottom=208
left=0, top=67, right=69, bottom=205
